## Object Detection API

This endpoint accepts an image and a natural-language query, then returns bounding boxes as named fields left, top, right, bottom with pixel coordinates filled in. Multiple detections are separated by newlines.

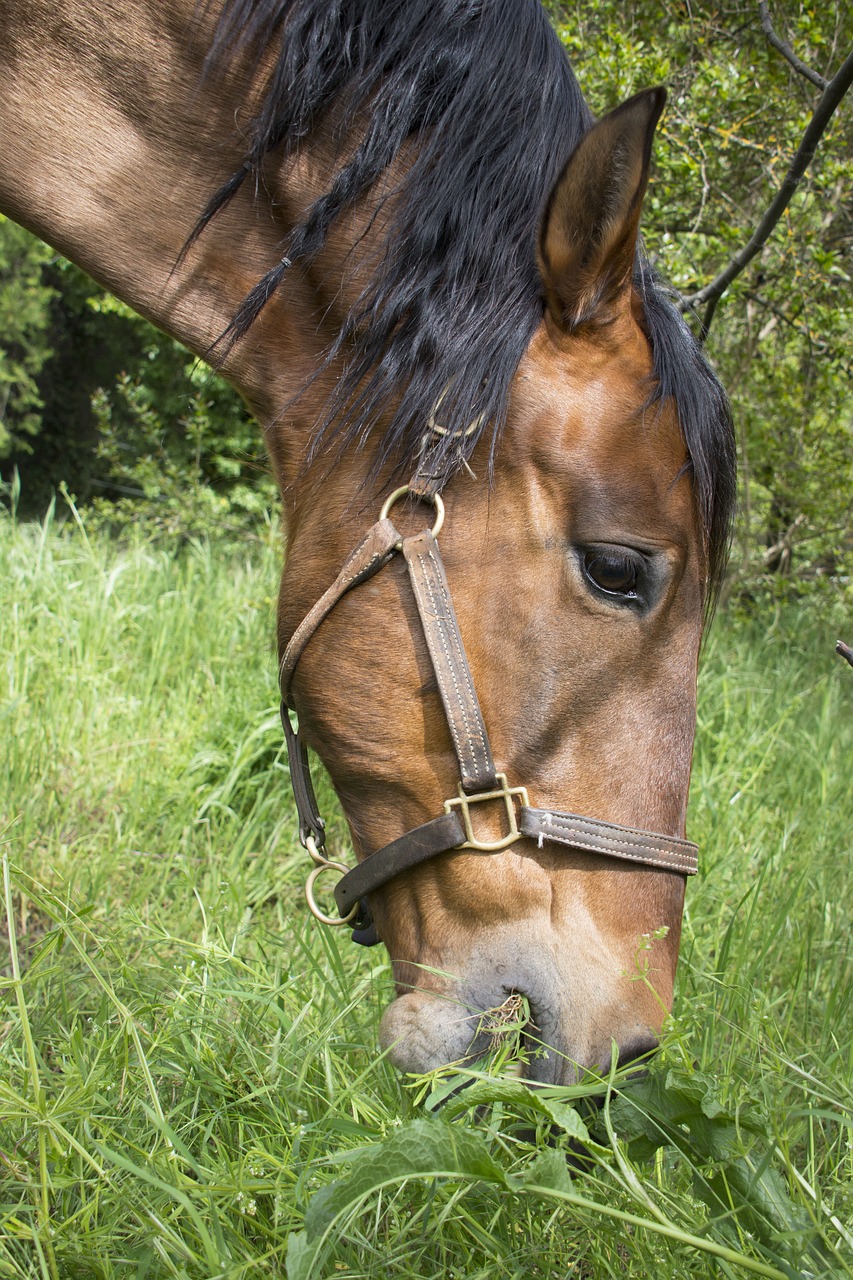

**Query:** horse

left=0, top=0, right=736, bottom=1084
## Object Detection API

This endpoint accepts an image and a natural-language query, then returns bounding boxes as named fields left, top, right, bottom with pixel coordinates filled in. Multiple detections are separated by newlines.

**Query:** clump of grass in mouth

left=479, top=992, right=527, bottom=1035
left=473, top=992, right=533, bottom=1078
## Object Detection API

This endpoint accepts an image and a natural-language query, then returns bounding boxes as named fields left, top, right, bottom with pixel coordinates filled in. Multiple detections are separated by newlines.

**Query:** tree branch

left=836, top=640, right=853, bottom=669
left=762, top=512, right=805, bottom=572
left=758, top=2, right=828, bottom=91
left=679, top=42, right=853, bottom=333
left=744, top=289, right=853, bottom=375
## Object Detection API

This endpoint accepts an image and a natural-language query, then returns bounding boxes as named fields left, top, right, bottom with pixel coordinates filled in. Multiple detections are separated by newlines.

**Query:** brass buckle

left=444, top=773, right=530, bottom=851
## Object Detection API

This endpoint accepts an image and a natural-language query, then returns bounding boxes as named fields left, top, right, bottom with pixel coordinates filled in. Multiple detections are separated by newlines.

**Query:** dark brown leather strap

left=333, top=799, right=696, bottom=939
left=519, top=807, right=698, bottom=874
left=402, top=530, right=498, bottom=793
left=281, top=704, right=326, bottom=848
left=409, top=457, right=454, bottom=500
left=279, top=517, right=401, bottom=706
left=333, top=811, right=466, bottom=917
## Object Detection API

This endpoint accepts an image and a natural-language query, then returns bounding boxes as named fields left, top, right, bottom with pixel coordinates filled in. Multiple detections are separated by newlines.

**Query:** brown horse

left=0, top=0, right=735, bottom=1083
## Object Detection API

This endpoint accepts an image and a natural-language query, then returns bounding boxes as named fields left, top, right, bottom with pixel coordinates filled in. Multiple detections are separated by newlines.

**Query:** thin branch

left=744, top=289, right=853, bottom=376
left=762, top=512, right=805, bottom=571
left=698, top=292, right=721, bottom=342
left=689, top=156, right=710, bottom=235
left=748, top=290, right=819, bottom=361
left=680, top=42, right=853, bottom=330
left=759, top=2, right=828, bottom=91
left=836, top=640, right=853, bottom=669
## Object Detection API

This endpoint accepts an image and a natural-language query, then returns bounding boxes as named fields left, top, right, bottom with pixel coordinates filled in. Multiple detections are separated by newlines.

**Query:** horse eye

left=582, top=549, right=640, bottom=598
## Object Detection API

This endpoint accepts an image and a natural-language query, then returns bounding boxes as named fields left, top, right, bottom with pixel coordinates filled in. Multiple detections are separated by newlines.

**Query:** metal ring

left=379, top=486, right=445, bottom=540
left=305, top=861, right=358, bottom=926
left=427, top=411, right=484, bottom=441
left=305, top=834, right=328, bottom=867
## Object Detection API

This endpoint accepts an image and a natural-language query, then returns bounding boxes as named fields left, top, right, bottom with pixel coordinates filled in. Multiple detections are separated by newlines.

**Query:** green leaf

left=540, top=1096, right=592, bottom=1142
left=609, top=1069, right=742, bottom=1163
left=440, top=1077, right=591, bottom=1143
left=289, top=1118, right=509, bottom=1279
left=696, top=1153, right=814, bottom=1256
left=522, top=1148, right=574, bottom=1195
left=285, top=1230, right=313, bottom=1280
left=304, top=1119, right=506, bottom=1236
left=606, top=1069, right=825, bottom=1273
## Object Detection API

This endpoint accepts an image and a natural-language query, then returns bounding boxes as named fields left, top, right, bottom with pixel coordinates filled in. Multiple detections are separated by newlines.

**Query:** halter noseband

left=280, top=485, right=698, bottom=947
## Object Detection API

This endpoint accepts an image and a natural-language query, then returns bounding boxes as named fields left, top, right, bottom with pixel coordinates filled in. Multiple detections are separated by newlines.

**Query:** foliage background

left=553, top=0, right=852, bottom=595
left=0, top=246, right=272, bottom=538
left=0, top=1, right=850, bottom=591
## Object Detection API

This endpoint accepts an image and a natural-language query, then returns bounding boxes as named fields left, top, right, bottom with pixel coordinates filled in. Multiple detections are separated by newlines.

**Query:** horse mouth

left=380, top=986, right=549, bottom=1080
left=380, top=978, right=663, bottom=1086
left=470, top=991, right=535, bottom=1075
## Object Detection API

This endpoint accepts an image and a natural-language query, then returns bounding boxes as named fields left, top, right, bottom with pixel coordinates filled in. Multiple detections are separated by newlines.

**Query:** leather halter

left=280, top=487, right=698, bottom=946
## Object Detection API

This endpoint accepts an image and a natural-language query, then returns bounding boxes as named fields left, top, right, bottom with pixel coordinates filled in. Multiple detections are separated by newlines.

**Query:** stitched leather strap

left=280, top=517, right=401, bottom=706
left=334, top=811, right=466, bottom=917
left=333, top=799, right=696, bottom=944
left=409, top=457, right=455, bottom=500
left=336, top=801, right=697, bottom=919
left=402, top=530, right=498, bottom=793
left=519, top=807, right=698, bottom=874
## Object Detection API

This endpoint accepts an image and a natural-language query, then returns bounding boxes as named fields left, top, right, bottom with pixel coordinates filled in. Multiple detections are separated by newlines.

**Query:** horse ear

left=538, top=86, right=666, bottom=332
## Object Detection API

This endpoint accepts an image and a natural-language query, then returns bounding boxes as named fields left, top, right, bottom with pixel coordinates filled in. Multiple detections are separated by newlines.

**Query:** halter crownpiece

left=280, top=484, right=698, bottom=946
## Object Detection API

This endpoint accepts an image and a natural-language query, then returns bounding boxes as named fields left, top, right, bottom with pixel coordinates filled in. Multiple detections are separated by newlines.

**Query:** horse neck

left=0, top=0, right=352, bottom=469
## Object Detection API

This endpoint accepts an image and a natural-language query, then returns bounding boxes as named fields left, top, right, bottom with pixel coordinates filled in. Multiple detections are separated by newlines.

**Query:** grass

left=0, top=500, right=851, bottom=1279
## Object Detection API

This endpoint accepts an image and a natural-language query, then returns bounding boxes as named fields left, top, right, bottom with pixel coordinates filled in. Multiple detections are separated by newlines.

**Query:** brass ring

left=305, top=834, right=328, bottom=867
left=427, top=412, right=484, bottom=440
left=305, top=862, right=358, bottom=926
left=379, top=486, right=445, bottom=540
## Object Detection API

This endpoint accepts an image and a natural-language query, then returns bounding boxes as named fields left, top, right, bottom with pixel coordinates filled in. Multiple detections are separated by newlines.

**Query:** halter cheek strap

left=401, top=528, right=498, bottom=793
left=280, top=490, right=697, bottom=946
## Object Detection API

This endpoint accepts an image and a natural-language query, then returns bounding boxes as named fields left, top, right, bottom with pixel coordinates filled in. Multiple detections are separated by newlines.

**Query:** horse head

left=275, top=89, right=732, bottom=1083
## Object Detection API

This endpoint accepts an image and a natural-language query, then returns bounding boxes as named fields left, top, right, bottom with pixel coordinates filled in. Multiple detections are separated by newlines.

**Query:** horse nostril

left=617, top=1036, right=659, bottom=1071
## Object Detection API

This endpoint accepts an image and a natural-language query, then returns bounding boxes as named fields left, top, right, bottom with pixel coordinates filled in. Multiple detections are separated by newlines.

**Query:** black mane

left=196, top=0, right=735, bottom=594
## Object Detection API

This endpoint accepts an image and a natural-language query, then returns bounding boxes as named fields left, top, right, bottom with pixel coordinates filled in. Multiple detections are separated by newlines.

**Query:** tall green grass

left=1, top=502, right=851, bottom=1279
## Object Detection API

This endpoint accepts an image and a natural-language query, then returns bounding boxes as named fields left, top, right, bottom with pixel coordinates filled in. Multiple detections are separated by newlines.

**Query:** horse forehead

left=511, top=319, right=690, bottom=500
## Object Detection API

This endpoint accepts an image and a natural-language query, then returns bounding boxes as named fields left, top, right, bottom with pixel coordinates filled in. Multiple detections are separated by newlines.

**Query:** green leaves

left=90, top=357, right=275, bottom=540
left=285, top=1091, right=596, bottom=1280
left=286, top=1087, right=815, bottom=1280
left=0, top=216, right=56, bottom=456
left=439, top=1076, right=592, bottom=1143
left=611, top=1068, right=824, bottom=1272
left=0, top=216, right=274, bottom=534
left=610, top=1067, right=744, bottom=1164
left=287, top=1119, right=509, bottom=1280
